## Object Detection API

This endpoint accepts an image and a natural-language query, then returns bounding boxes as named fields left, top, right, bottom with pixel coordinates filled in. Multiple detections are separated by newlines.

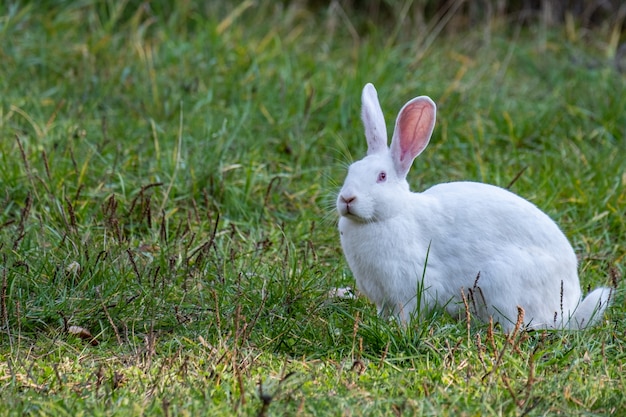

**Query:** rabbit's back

left=413, top=181, right=581, bottom=328
left=423, top=181, right=574, bottom=252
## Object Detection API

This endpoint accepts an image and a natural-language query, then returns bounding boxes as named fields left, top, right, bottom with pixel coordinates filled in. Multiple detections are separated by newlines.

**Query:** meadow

left=0, top=1, right=625, bottom=415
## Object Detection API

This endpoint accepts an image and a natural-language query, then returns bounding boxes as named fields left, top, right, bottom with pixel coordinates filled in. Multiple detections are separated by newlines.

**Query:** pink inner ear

left=397, top=100, right=435, bottom=161
left=390, top=96, right=436, bottom=177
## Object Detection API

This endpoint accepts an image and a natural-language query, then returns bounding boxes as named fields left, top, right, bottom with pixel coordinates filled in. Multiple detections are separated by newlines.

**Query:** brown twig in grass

left=174, top=214, right=189, bottom=244
left=187, top=211, right=220, bottom=263
left=73, top=183, right=84, bottom=205
left=444, top=338, right=464, bottom=369
left=126, top=249, right=142, bottom=285
left=41, top=150, right=51, bottom=181
left=94, top=250, right=108, bottom=266
left=484, top=336, right=509, bottom=382
left=159, top=209, right=167, bottom=243
left=16, top=134, right=50, bottom=213
left=202, top=188, right=213, bottom=218
left=506, top=166, right=528, bottom=190
left=460, top=288, right=471, bottom=341
left=69, top=145, right=78, bottom=173
left=359, top=337, right=364, bottom=361
left=506, top=306, right=529, bottom=354
left=501, top=373, right=519, bottom=406
left=144, top=195, right=153, bottom=230
left=609, top=265, right=621, bottom=288
left=127, top=182, right=163, bottom=218
left=475, top=332, right=488, bottom=372
left=469, top=272, right=487, bottom=314
left=103, top=195, right=123, bottom=242
left=1, top=253, right=8, bottom=333
left=352, top=311, right=361, bottom=360
left=307, top=221, right=318, bottom=262
left=232, top=275, right=269, bottom=346
left=45, top=99, right=65, bottom=130
left=64, top=197, right=78, bottom=232
left=508, top=306, right=525, bottom=345
left=560, top=280, right=564, bottom=325
left=263, top=176, right=281, bottom=212
left=96, top=287, right=122, bottom=345
left=13, top=192, right=32, bottom=250
left=500, top=332, right=542, bottom=411
left=378, top=342, right=390, bottom=369
left=144, top=323, right=157, bottom=365
left=150, top=264, right=160, bottom=291
left=525, top=344, right=537, bottom=396
left=190, top=196, right=201, bottom=224
left=484, top=306, right=527, bottom=382
left=16, top=135, right=31, bottom=178
left=0, top=219, right=15, bottom=230
left=212, top=289, right=222, bottom=337
left=233, top=305, right=247, bottom=411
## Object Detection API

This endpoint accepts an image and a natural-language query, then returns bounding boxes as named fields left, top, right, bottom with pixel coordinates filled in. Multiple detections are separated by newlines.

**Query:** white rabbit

left=336, top=83, right=612, bottom=331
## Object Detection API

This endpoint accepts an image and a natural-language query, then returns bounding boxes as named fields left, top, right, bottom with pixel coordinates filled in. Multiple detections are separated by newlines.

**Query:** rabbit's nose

left=341, top=195, right=356, bottom=204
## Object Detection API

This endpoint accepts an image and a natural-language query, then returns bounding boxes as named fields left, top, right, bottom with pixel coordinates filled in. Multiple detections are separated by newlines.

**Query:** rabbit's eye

left=377, top=171, right=387, bottom=183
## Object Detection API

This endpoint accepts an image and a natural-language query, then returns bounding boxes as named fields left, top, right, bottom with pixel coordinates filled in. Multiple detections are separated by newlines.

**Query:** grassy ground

left=1, top=1, right=625, bottom=415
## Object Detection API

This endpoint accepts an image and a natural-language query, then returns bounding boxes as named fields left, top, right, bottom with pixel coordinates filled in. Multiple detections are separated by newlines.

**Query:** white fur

left=337, top=83, right=612, bottom=331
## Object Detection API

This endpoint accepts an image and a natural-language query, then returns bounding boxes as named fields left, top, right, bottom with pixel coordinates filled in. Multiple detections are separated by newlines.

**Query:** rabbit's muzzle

left=337, top=193, right=356, bottom=217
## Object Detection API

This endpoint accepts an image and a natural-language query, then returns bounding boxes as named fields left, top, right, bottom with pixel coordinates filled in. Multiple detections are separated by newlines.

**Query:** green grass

left=1, top=1, right=625, bottom=415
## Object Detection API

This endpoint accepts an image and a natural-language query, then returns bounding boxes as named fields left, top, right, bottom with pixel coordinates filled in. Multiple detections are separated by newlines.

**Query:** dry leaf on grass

left=68, top=325, right=99, bottom=346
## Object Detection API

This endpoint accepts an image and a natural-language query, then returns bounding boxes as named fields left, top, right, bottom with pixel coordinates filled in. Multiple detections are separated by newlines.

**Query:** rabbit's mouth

left=337, top=202, right=354, bottom=218
left=338, top=205, right=371, bottom=223
left=338, top=198, right=360, bottom=219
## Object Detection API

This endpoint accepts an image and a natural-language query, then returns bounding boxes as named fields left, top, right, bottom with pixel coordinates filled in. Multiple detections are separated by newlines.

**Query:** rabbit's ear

left=390, top=96, right=436, bottom=178
left=361, top=83, right=388, bottom=155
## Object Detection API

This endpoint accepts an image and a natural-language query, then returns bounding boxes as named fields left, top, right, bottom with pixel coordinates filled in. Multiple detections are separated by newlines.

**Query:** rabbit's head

left=337, top=84, right=437, bottom=222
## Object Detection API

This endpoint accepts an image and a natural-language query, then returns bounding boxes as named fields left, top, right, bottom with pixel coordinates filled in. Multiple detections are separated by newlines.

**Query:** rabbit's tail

left=568, top=287, right=613, bottom=329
